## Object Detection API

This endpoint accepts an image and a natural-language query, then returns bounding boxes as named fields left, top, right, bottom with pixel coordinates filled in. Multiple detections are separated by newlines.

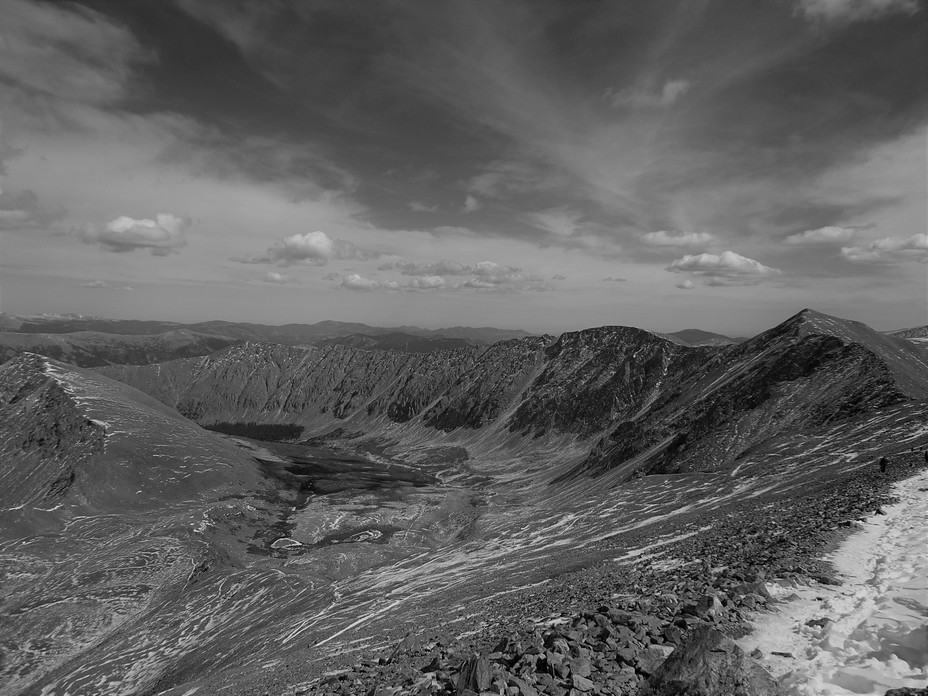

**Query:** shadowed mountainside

left=99, top=309, right=928, bottom=478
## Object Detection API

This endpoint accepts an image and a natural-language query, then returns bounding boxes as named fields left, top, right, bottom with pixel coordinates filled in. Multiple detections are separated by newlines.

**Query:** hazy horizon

left=1, top=0, right=925, bottom=336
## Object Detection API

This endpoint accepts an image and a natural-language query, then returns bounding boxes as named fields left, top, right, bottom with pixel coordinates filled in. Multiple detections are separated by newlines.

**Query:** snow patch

left=739, top=469, right=928, bottom=695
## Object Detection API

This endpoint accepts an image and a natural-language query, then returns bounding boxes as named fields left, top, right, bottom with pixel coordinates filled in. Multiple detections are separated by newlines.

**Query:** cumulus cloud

left=841, top=233, right=927, bottom=264
left=785, top=226, right=856, bottom=245
left=675, top=280, right=696, bottom=290
left=602, top=276, right=628, bottom=282
left=552, top=274, right=566, bottom=280
left=798, top=0, right=918, bottom=23
left=463, top=195, right=481, bottom=213
left=83, top=213, right=188, bottom=255
left=81, top=280, right=133, bottom=290
left=379, top=259, right=472, bottom=276
left=605, top=79, right=691, bottom=109
left=640, top=230, right=715, bottom=247
left=666, top=250, right=782, bottom=286
left=263, top=271, right=294, bottom=284
left=240, top=231, right=378, bottom=266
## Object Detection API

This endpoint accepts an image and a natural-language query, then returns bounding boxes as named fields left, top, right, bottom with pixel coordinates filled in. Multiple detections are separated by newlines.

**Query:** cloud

left=602, top=276, right=628, bottom=282
left=340, top=274, right=400, bottom=292
left=263, top=271, right=294, bottom=284
left=841, top=233, right=927, bottom=264
left=0, top=0, right=152, bottom=106
left=463, top=195, right=481, bottom=213
left=406, top=275, right=446, bottom=289
left=675, top=280, right=696, bottom=290
left=408, top=200, right=438, bottom=212
left=81, top=280, right=133, bottom=290
left=605, top=79, right=691, bottom=109
left=666, top=250, right=782, bottom=286
left=379, top=259, right=472, bottom=276
left=551, top=274, right=566, bottom=280
left=240, top=231, right=378, bottom=266
left=785, top=225, right=857, bottom=245
left=465, top=158, right=568, bottom=199
left=0, top=189, right=61, bottom=230
left=472, top=261, right=524, bottom=284
left=83, top=214, right=188, bottom=255
left=640, top=231, right=716, bottom=247
left=797, top=0, right=919, bottom=23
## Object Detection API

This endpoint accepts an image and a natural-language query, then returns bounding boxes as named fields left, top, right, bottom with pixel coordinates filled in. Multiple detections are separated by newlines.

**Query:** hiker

left=879, top=456, right=888, bottom=473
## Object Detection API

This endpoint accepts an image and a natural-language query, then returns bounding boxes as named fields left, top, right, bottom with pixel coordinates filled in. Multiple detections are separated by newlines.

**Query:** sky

left=0, top=0, right=925, bottom=336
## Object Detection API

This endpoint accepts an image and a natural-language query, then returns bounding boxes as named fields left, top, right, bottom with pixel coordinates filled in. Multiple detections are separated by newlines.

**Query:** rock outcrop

left=643, top=625, right=781, bottom=696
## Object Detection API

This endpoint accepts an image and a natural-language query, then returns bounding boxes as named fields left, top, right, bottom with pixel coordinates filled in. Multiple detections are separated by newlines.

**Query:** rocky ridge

left=99, top=309, right=928, bottom=479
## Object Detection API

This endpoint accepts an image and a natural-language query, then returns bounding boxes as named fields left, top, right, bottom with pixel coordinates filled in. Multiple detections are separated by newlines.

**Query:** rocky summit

left=1, top=309, right=927, bottom=696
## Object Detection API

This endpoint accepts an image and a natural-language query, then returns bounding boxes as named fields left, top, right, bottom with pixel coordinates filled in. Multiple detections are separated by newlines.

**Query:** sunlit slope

left=0, top=353, right=266, bottom=531
left=0, top=354, right=275, bottom=695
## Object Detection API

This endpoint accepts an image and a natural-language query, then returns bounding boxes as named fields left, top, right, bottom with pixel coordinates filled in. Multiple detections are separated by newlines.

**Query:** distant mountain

left=889, top=324, right=928, bottom=340
left=99, top=309, right=928, bottom=479
left=0, top=312, right=533, bottom=350
left=318, top=332, right=476, bottom=353
left=656, top=328, right=742, bottom=347
left=0, top=329, right=236, bottom=368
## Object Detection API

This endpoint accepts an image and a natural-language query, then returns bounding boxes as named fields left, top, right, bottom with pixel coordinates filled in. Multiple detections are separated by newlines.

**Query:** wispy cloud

left=408, top=200, right=438, bottom=213
left=262, top=271, right=294, bottom=284
left=378, top=260, right=472, bottom=276
left=640, top=230, right=715, bottom=247
left=785, top=225, right=857, bottom=245
left=797, top=0, right=919, bottom=23
left=604, top=79, right=691, bottom=109
left=463, top=195, right=481, bottom=213
left=81, top=280, right=134, bottom=290
left=841, top=233, right=927, bottom=264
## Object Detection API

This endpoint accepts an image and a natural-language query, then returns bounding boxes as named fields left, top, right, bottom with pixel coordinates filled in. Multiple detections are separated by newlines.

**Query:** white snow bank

left=739, top=468, right=928, bottom=695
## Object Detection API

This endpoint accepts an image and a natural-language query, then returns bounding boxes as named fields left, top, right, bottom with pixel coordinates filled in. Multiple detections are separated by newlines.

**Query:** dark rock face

left=0, top=354, right=104, bottom=507
left=98, top=309, right=928, bottom=477
left=643, top=625, right=782, bottom=696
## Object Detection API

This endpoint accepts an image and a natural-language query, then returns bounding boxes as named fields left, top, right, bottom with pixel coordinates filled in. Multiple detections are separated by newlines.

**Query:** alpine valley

left=1, top=309, right=926, bottom=696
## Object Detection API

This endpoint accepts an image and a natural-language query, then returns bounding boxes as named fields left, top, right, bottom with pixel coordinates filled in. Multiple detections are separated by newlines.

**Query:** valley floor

left=739, top=466, right=928, bottom=695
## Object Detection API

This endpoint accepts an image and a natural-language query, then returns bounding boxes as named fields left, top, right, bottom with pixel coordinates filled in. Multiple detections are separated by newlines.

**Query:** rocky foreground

left=198, top=453, right=927, bottom=696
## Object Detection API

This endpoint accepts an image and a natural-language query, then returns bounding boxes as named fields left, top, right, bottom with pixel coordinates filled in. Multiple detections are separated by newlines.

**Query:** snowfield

left=740, top=468, right=928, bottom=695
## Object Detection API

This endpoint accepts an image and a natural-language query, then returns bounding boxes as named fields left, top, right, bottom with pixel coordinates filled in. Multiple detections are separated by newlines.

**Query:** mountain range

left=97, top=309, right=928, bottom=479
left=1, top=308, right=927, bottom=696
left=0, top=313, right=748, bottom=368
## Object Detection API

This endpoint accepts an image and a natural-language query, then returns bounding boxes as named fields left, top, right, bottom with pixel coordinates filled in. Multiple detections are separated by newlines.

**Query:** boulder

left=643, top=625, right=782, bottom=696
